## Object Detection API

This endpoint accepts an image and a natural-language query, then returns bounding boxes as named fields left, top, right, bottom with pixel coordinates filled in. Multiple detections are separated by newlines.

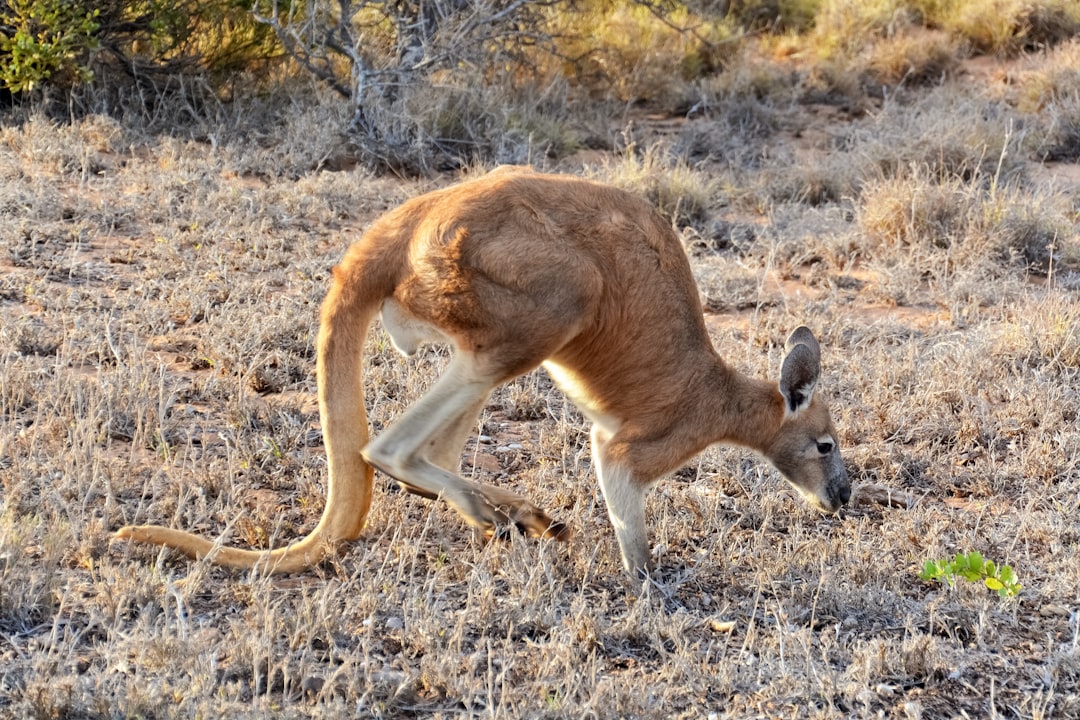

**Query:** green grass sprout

left=919, top=552, right=1023, bottom=598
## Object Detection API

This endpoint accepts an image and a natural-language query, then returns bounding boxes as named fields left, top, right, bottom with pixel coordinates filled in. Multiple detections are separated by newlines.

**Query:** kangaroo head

left=764, top=327, right=850, bottom=513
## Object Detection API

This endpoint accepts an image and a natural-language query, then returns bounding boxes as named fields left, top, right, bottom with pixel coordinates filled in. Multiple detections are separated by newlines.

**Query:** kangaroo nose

left=837, top=483, right=851, bottom=506
left=831, top=455, right=851, bottom=507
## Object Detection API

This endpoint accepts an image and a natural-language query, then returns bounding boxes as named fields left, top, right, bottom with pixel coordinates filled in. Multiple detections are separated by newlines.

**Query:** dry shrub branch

left=251, top=0, right=566, bottom=171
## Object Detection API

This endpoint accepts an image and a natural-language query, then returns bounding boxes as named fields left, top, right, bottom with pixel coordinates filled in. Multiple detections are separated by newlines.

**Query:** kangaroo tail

left=116, top=243, right=387, bottom=574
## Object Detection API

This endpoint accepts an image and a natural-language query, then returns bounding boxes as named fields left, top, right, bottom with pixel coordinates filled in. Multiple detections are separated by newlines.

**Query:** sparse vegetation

left=2, top=2, right=1080, bottom=718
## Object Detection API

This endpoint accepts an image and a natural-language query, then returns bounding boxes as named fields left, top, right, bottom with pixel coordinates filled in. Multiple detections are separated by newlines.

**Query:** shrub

left=254, top=0, right=575, bottom=171
left=0, top=0, right=100, bottom=93
left=920, top=0, right=1080, bottom=55
left=724, top=0, right=820, bottom=32
left=2, top=1, right=282, bottom=104
left=553, top=2, right=737, bottom=109
left=808, top=0, right=913, bottom=61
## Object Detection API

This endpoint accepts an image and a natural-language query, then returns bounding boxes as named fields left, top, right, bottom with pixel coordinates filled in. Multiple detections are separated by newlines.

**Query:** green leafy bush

left=0, top=0, right=100, bottom=92
left=2, top=0, right=282, bottom=101
left=919, top=551, right=1023, bottom=598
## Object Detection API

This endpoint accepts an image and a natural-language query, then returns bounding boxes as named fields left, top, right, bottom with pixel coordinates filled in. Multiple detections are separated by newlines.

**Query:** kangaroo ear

left=780, top=326, right=821, bottom=415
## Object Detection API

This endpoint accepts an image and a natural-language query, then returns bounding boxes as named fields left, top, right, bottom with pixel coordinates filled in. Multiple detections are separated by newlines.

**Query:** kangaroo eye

left=816, top=440, right=834, bottom=455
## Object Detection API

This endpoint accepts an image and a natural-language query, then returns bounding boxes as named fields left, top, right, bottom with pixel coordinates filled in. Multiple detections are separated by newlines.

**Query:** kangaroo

left=116, top=166, right=850, bottom=575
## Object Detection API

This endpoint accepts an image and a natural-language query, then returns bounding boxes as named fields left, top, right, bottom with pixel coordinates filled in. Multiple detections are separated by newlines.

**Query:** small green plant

left=919, top=551, right=1022, bottom=598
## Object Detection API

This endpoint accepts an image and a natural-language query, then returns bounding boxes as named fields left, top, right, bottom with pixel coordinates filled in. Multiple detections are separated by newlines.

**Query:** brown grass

left=3, top=16, right=1080, bottom=720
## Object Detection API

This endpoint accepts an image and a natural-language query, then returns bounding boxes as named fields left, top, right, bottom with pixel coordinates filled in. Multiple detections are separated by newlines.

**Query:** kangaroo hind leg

left=390, top=391, right=488, bottom=501
left=377, top=298, right=484, bottom=496
left=363, top=354, right=564, bottom=540
left=429, top=391, right=490, bottom=475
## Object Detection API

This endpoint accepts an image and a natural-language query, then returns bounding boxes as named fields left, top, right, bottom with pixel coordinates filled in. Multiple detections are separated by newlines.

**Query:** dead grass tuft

left=591, top=141, right=720, bottom=229
left=858, top=166, right=1072, bottom=310
left=554, top=3, right=737, bottom=111
left=856, top=89, right=1026, bottom=182
left=942, top=0, right=1080, bottom=54
left=1029, top=46, right=1080, bottom=161
left=865, top=29, right=961, bottom=86
left=998, top=295, right=1080, bottom=369
left=865, top=170, right=1065, bottom=259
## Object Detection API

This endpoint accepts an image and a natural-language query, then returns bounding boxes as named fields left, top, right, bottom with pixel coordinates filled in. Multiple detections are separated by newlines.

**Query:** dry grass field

left=3, top=14, right=1080, bottom=720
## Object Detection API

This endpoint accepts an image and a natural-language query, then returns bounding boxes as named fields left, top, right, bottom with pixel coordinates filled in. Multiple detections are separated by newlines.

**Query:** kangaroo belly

left=543, top=360, right=622, bottom=437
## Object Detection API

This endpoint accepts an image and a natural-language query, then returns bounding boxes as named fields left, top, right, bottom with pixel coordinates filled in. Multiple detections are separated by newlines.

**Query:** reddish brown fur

left=116, top=166, right=849, bottom=575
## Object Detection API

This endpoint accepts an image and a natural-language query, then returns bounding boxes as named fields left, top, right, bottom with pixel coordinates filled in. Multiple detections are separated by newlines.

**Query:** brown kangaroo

left=116, top=166, right=850, bottom=575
